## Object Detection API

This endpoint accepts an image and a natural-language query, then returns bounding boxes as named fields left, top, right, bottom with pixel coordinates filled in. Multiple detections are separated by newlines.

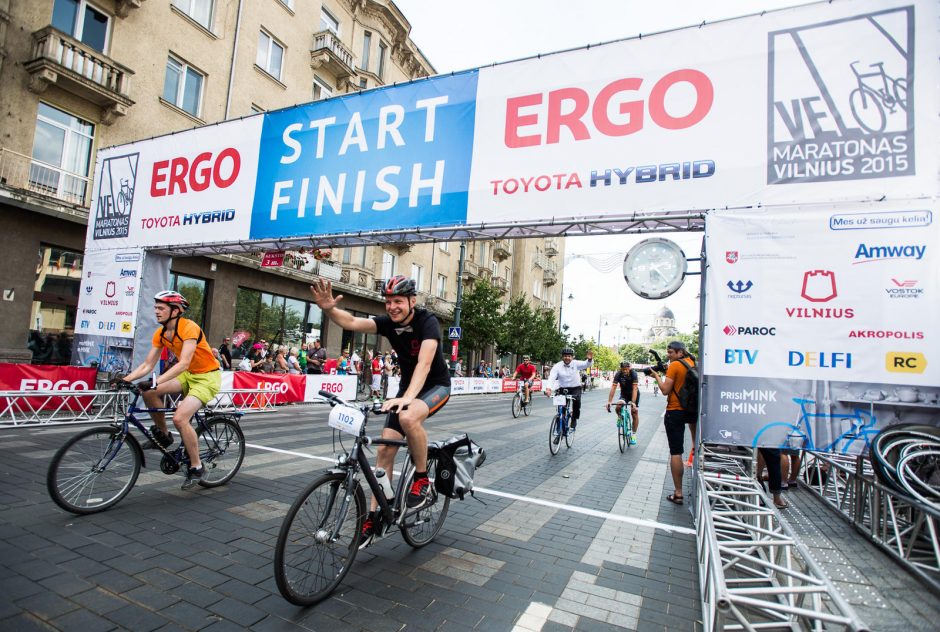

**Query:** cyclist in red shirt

left=370, top=352, right=383, bottom=398
left=512, top=355, right=538, bottom=405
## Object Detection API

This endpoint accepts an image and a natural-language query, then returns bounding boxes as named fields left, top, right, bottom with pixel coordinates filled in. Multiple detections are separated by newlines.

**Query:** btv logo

left=726, top=251, right=739, bottom=264
left=788, top=351, right=852, bottom=369
left=801, top=270, right=837, bottom=302
left=725, top=349, right=758, bottom=364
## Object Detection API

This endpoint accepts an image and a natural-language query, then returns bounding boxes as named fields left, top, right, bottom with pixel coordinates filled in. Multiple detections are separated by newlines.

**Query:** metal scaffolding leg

left=696, top=445, right=869, bottom=631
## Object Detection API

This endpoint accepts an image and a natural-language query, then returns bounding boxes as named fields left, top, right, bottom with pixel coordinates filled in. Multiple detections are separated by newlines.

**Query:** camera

left=647, top=349, right=668, bottom=374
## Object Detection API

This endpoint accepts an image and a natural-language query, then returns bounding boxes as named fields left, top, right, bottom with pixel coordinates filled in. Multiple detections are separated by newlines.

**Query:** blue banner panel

left=250, top=72, right=478, bottom=239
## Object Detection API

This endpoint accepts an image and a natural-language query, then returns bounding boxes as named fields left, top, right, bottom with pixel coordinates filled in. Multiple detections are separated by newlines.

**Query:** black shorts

left=385, top=384, right=451, bottom=436
left=664, top=409, right=696, bottom=456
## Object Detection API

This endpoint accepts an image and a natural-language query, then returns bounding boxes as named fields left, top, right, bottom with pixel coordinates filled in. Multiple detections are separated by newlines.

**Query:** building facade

left=0, top=0, right=564, bottom=364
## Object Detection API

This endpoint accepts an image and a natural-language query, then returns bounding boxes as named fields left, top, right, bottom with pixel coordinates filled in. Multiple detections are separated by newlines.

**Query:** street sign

left=448, top=326, right=461, bottom=340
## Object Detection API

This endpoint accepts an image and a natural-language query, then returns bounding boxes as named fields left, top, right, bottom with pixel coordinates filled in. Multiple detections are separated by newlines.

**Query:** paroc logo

left=723, top=325, right=776, bottom=336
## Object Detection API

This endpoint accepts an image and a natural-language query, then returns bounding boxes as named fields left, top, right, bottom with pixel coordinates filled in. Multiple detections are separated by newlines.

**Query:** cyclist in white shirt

left=544, top=347, right=594, bottom=430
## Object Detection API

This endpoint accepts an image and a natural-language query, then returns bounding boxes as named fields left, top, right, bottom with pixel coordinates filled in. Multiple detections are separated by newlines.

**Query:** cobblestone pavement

left=0, top=388, right=702, bottom=631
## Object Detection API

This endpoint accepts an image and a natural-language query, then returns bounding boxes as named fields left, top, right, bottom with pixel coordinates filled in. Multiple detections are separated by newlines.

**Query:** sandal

left=774, top=499, right=789, bottom=509
left=667, top=494, right=684, bottom=505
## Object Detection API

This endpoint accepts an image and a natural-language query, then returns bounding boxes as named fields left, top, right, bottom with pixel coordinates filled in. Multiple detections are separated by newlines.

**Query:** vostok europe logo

left=853, top=243, right=926, bottom=263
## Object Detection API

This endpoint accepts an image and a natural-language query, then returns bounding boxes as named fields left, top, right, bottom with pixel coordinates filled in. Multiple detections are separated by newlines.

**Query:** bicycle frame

left=753, top=397, right=878, bottom=454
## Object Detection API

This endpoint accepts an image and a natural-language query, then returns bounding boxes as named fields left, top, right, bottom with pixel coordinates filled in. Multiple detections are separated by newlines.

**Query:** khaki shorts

left=177, top=370, right=221, bottom=405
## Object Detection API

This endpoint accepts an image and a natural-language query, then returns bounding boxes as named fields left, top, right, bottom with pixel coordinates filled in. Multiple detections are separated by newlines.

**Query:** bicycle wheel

left=549, top=414, right=562, bottom=455
left=511, top=394, right=521, bottom=418
left=617, top=414, right=626, bottom=453
left=565, top=415, right=574, bottom=449
left=197, top=415, right=245, bottom=487
left=274, top=473, right=366, bottom=606
left=849, top=87, right=886, bottom=133
left=522, top=394, right=530, bottom=416
left=47, top=426, right=141, bottom=514
left=400, top=456, right=450, bottom=548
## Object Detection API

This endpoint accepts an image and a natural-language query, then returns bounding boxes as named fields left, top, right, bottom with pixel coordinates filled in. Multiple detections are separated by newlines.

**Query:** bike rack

left=0, top=388, right=275, bottom=428
left=696, top=445, right=869, bottom=631
left=801, top=452, right=940, bottom=595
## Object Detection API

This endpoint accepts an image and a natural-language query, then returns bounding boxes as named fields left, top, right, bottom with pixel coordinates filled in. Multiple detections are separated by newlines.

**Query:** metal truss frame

left=696, top=445, right=868, bottom=631
left=0, top=389, right=276, bottom=428
left=802, top=452, right=940, bottom=595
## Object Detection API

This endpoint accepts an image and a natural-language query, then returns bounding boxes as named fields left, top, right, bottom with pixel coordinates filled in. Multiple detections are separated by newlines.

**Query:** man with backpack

left=648, top=341, right=698, bottom=505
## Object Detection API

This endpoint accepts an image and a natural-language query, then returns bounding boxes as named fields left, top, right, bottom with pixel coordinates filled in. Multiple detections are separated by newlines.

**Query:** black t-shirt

left=373, top=308, right=451, bottom=389
left=614, top=369, right=639, bottom=401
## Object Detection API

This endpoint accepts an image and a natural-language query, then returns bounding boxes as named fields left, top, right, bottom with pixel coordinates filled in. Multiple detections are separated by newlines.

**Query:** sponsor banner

left=86, top=116, right=263, bottom=250
left=0, top=363, right=97, bottom=411
left=705, top=204, right=938, bottom=385
left=451, top=377, right=468, bottom=394
left=74, top=249, right=143, bottom=338
left=232, top=371, right=306, bottom=405
left=71, top=334, right=134, bottom=373
left=304, top=374, right=358, bottom=402
left=702, top=375, right=940, bottom=455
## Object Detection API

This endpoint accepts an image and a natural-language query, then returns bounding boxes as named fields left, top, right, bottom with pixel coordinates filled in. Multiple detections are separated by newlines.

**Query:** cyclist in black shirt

left=606, top=360, right=640, bottom=446
left=310, top=275, right=451, bottom=544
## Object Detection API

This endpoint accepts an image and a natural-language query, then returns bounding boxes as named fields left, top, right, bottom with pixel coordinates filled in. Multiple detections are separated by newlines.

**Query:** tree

left=455, top=279, right=502, bottom=361
left=569, top=334, right=593, bottom=359
left=619, top=343, right=649, bottom=365
left=592, top=345, right=621, bottom=372
left=496, top=294, right=534, bottom=358
left=529, top=308, right=566, bottom=365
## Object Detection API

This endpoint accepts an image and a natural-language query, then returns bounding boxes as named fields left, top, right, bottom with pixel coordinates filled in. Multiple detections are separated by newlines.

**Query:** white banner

left=74, top=249, right=143, bottom=338
left=303, top=375, right=359, bottom=402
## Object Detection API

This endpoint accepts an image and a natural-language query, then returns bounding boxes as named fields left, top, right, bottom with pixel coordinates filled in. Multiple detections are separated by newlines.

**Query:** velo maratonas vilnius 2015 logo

left=93, top=153, right=139, bottom=240
left=768, top=6, right=913, bottom=184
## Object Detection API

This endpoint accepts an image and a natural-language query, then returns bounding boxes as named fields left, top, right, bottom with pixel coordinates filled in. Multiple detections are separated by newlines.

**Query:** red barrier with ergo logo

left=0, top=363, right=98, bottom=411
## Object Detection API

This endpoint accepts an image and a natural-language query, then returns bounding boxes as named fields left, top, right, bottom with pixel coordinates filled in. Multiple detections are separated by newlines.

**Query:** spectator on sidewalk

left=218, top=337, right=232, bottom=370
left=306, top=339, right=326, bottom=374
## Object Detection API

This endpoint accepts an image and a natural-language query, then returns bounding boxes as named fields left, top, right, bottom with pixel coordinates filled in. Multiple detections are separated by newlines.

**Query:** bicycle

left=548, top=391, right=576, bottom=455
left=611, top=399, right=634, bottom=453
left=848, top=60, right=908, bottom=133
left=46, top=381, right=245, bottom=514
left=273, top=390, right=450, bottom=606
left=751, top=397, right=879, bottom=454
left=511, top=380, right=532, bottom=418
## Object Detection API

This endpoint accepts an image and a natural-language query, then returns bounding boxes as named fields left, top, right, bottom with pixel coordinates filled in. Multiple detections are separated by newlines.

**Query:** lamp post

left=557, top=292, right=574, bottom=332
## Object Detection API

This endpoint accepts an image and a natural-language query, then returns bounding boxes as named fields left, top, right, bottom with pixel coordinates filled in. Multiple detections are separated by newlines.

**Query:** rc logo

left=801, top=270, right=837, bottom=302
left=726, top=251, right=739, bottom=264
left=885, top=351, right=926, bottom=374
left=767, top=6, right=914, bottom=185
left=93, top=152, right=139, bottom=240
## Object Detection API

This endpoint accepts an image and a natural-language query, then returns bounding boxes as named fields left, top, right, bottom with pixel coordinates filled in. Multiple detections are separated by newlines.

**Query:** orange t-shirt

left=152, top=318, right=219, bottom=374
left=665, top=356, right=695, bottom=411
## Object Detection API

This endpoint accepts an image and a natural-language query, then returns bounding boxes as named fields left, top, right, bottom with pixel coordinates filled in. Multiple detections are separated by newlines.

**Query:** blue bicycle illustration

left=87, top=344, right=131, bottom=374
left=752, top=397, right=879, bottom=454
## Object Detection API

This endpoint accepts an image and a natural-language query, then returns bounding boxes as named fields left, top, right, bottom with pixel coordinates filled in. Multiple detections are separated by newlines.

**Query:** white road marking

left=244, top=442, right=695, bottom=536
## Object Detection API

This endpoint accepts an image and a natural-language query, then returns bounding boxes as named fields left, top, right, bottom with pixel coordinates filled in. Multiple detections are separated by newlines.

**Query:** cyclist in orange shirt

left=119, top=291, right=221, bottom=490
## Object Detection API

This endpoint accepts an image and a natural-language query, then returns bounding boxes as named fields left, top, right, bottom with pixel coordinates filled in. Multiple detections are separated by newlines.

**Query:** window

left=358, top=78, right=367, bottom=90
left=31, top=245, right=83, bottom=350
left=361, top=30, right=371, bottom=71
left=532, top=280, right=542, bottom=299
left=257, top=31, right=284, bottom=80
left=52, top=0, right=109, bottom=53
left=171, top=0, right=213, bottom=30
left=381, top=250, right=396, bottom=279
left=29, top=102, right=94, bottom=205
left=358, top=246, right=367, bottom=267
left=342, top=310, right=379, bottom=359
left=278, top=0, right=293, bottom=10
left=478, top=242, right=487, bottom=262
left=378, top=40, right=387, bottom=79
left=410, top=264, right=424, bottom=292
left=439, top=241, right=449, bottom=252
left=163, top=55, right=204, bottom=117
left=169, top=272, right=208, bottom=328
left=313, top=75, right=332, bottom=101
left=491, top=261, right=498, bottom=276
left=342, top=247, right=352, bottom=264
left=320, top=8, right=339, bottom=34
left=233, top=287, right=322, bottom=357
left=436, top=274, right=447, bottom=299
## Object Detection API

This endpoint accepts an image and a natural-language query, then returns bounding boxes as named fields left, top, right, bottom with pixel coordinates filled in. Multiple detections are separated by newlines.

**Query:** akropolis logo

left=768, top=6, right=914, bottom=184
left=94, top=153, right=139, bottom=240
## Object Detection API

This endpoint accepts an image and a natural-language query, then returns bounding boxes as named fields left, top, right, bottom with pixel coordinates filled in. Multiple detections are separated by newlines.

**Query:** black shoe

left=406, top=477, right=432, bottom=510
left=553, top=434, right=561, bottom=445
left=570, top=420, right=578, bottom=430
left=142, top=426, right=174, bottom=450
left=359, top=513, right=377, bottom=550
left=181, top=465, right=206, bottom=490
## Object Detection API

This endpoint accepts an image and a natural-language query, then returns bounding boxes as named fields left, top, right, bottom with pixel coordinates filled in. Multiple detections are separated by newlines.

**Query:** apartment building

left=0, top=0, right=564, bottom=363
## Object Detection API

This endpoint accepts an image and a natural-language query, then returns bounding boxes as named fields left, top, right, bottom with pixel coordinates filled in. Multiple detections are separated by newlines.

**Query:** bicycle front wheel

left=549, top=414, right=562, bottom=455
left=274, top=473, right=366, bottom=606
left=198, top=415, right=245, bottom=487
left=511, top=394, right=521, bottom=418
left=565, top=416, right=574, bottom=449
left=618, top=416, right=626, bottom=453
left=400, top=457, right=450, bottom=548
left=47, top=426, right=141, bottom=514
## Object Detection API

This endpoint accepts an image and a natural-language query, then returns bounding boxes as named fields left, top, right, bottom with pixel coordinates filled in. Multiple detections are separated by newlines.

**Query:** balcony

left=310, top=30, right=355, bottom=80
left=545, top=238, right=559, bottom=257
left=460, top=260, right=481, bottom=282
left=24, top=27, right=134, bottom=125
left=492, top=239, right=511, bottom=261
left=543, top=269, right=558, bottom=286
left=492, top=276, right=508, bottom=293
left=0, top=147, right=91, bottom=208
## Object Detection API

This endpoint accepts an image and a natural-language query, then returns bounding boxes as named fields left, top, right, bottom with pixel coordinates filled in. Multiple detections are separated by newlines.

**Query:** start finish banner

left=84, top=0, right=938, bottom=251
left=702, top=204, right=940, bottom=454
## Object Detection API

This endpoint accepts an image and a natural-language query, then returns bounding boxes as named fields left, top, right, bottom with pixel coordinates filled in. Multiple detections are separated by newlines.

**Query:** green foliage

left=592, top=345, right=622, bottom=371
left=456, top=280, right=503, bottom=357
left=569, top=334, right=593, bottom=359
left=619, top=343, right=649, bottom=364
left=496, top=294, right=534, bottom=357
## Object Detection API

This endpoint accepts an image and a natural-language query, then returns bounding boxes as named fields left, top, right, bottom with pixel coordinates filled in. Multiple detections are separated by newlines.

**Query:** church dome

left=656, top=306, right=675, bottom=320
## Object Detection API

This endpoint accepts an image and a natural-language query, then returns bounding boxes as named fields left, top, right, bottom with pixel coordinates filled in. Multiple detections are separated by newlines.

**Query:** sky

left=391, top=0, right=817, bottom=343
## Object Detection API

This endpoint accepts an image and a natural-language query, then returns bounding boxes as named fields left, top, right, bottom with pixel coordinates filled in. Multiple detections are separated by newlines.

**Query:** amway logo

left=723, top=325, right=776, bottom=336
left=788, top=351, right=852, bottom=369
left=853, top=243, right=926, bottom=263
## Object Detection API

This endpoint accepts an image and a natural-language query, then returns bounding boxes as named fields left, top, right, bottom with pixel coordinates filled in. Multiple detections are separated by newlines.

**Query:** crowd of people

left=27, top=330, right=73, bottom=365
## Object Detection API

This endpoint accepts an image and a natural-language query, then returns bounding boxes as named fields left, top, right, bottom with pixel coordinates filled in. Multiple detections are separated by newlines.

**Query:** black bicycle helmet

left=561, top=347, right=575, bottom=356
left=381, top=275, right=417, bottom=297
left=620, top=360, right=631, bottom=368
left=154, top=290, right=189, bottom=311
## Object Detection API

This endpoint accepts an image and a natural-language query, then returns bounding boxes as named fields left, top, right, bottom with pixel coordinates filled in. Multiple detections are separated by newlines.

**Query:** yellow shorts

left=177, top=370, right=221, bottom=405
